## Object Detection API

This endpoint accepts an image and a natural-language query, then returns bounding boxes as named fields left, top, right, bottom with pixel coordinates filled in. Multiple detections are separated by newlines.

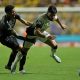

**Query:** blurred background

left=0, top=0, right=80, bottom=47
left=0, top=0, right=80, bottom=7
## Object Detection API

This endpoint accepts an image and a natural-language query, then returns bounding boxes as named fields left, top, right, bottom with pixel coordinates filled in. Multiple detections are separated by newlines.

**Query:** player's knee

left=53, top=45, right=58, bottom=49
left=12, top=50, right=18, bottom=54
left=21, top=48, right=29, bottom=56
left=19, top=44, right=23, bottom=49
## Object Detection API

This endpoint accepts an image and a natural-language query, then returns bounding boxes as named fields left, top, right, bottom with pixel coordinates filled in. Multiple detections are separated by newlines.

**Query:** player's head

left=47, top=5, right=57, bottom=21
left=48, top=5, right=57, bottom=14
left=5, top=5, right=16, bottom=16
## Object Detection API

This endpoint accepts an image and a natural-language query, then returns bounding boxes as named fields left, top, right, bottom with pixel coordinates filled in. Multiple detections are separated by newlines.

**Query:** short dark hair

left=48, top=5, right=57, bottom=14
left=5, top=5, right=14, bottom=13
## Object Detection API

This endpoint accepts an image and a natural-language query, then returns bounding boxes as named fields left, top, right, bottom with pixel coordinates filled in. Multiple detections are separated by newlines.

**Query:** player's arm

left=35, top=27, right=45, bottom=38
left=16, top=35, right=26, bottom=40
left=34, top=20, right=46, bottom=38
left=35, top=27, right=55, bottom=40
left=54, top=15, right=67, bottom=30
left=35, top=20, right=55, bottom=39
left=16, top=14, right=32, bottom=26
left=19, top=18, right=32, bottom=26
left=11, top=29, right=26, bottom=40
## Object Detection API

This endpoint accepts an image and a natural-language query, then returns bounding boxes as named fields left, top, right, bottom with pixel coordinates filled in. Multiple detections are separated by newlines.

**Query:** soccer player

left=11, top=5, right=67, bottom=73
left=0, top=5, right=31, bottom=73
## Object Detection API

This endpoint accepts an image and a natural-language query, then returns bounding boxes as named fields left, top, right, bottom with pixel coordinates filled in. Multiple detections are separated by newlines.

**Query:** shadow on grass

left=0, top=72, right=58, bottom=75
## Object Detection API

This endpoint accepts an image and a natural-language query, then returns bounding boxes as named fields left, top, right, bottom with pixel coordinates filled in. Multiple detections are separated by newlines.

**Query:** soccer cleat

left=11, top=63, right=16, bottom=73
left=11, top=71, right=16, bottom=74
left=52, top=54, right=61, bottom=63
left=5, top=65, right=11, bottom=70
left=19, top=69, right=26, bottom=74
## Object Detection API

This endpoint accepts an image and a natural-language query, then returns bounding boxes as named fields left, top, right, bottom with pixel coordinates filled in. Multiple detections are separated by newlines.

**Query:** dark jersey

left=26, top=26, right=35, bottom=36
left=0, top=14, right=20, bottom=37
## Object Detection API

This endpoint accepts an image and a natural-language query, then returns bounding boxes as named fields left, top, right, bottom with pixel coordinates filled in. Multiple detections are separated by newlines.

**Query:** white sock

left=51, top=48, right=56, bottom=56
left=51, top=48, right=61, bottom=63
left=11, top=52, right=23, bottom=72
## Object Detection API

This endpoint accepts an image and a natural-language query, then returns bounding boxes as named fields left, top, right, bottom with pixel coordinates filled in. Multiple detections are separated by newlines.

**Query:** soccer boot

left=52, top=54, right=61, bottom=63
left=5, top=65, right=11, bottom=70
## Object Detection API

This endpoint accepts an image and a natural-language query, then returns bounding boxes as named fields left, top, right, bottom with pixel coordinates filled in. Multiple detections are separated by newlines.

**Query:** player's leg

left=38, top=31, right=61, bottom=63
left=19, top=48, right=29, bottom=73
left=45, top=39, right=61, bottom=63
left=1, top=35, right=21, bottom=70
left=11, top=51, right=22, bottom=73
left=11, top=40, right=33, bottom=73
left=5, top=50, right=18, bottom=70
left=19, top=41, right=33, bottom=73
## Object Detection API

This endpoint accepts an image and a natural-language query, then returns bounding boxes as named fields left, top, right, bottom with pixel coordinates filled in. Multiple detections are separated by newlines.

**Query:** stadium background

left=0, top=1, right=80, bottom=80
left=0, top=0, right=80, bottom=47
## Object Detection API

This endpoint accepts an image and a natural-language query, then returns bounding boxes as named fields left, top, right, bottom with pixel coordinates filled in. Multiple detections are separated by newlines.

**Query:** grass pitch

left=0, top=44, right=80, bottom=80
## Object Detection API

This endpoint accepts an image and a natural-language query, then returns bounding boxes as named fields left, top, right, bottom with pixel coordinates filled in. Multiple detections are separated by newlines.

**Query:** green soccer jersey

left=32, top=13, right=56, bottom=32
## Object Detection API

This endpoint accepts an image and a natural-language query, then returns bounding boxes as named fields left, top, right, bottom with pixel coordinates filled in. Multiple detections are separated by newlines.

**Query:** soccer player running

left=0, top=5, right=31, bottom=73
left=11, top=5, right=67, bottom=73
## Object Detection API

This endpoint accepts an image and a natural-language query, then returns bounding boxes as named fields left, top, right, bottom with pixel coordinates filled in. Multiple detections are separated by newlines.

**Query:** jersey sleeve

left=15, top=14, right=21, bottom=20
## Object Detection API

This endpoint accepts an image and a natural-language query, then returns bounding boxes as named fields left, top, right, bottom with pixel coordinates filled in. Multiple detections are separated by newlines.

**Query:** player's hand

left=27, top=22, right=32, bottom=26
left=61, top=24, right=67, bottom=30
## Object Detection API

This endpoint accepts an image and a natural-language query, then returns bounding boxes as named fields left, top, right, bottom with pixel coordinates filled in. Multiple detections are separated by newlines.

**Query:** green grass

left=0, top=44, right=80, bottom=80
